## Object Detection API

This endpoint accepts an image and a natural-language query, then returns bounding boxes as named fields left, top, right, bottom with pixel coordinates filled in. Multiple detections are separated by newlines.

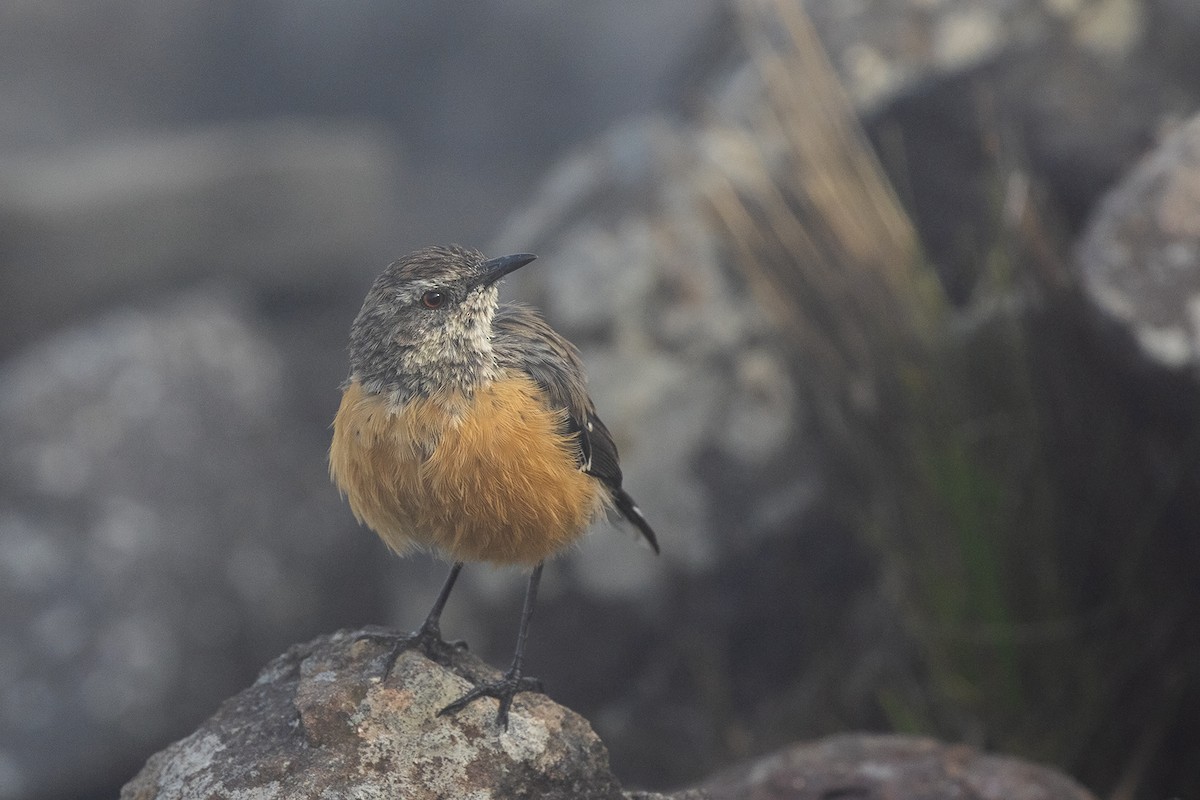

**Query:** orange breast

left=328, top=375, right=606, bottom=566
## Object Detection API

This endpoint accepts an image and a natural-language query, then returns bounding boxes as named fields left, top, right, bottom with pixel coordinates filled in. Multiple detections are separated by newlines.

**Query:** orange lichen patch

left=329, top=375, right=606, bottom=566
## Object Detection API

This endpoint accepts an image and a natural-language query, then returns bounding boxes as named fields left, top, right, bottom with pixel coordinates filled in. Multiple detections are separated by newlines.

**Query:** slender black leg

left=359, top=562, right=466, bottom=675
left=439, top=562, right=546, bottom=729
left=411, top=561, right=464, bottom=645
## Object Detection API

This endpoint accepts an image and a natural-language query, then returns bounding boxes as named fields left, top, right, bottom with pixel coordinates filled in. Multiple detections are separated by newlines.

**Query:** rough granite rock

left=121, top=630, right=1098, bottom=800
left=120, top=628, right=625, bottom=800
left=1077, top=111, right=1200, bottom=392
left=701, top=734, right=1098, bottom=800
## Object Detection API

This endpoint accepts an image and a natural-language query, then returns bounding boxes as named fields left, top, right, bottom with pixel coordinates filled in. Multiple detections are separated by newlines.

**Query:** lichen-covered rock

left=1077, top=112, right=1200, bottom=392
left=120, top=628, right=624, bottom=800
left=121, top=636, right=1098, bottom=800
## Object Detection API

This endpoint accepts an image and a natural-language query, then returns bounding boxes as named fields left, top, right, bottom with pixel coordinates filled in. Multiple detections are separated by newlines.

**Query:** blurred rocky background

left=2, top=1, right=1199, bottom=799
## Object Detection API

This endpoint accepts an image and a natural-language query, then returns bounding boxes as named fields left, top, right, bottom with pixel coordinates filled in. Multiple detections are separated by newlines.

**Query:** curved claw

left=438, top=674, right=544, bottom=729
left=357, top=623, right=461, bottom=677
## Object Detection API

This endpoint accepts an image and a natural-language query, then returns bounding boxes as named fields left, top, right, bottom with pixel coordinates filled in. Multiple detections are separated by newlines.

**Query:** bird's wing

left=493, top=305, right=659, bottom=553
left=493, top=305, right=613, bottom=478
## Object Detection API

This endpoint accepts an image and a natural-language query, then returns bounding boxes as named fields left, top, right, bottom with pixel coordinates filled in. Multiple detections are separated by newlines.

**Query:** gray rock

left=792, top=0, right=1200, bottom=294
left=0, top=293, right=378, bottom=800
left=1077, top=112, right=1200, bottom=390
left=474, top=76, right=859, bottom=792
left=120, top=629, right=625, bottom=800
left=805, top=0, right=1149, bottom=112
left=493, top=117, right=812, bottom=574
left=701, top=734, right=1098, bottom=800
left=119, top=632, right=1096, bottom=800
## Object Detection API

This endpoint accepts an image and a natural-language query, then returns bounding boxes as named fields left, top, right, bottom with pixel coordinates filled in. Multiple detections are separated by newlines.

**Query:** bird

left=328, top=244, right=659, bottom=728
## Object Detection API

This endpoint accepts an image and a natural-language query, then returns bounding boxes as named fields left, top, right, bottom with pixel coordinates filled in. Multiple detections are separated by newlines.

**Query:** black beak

left=478, top=253, right=537, bottom=286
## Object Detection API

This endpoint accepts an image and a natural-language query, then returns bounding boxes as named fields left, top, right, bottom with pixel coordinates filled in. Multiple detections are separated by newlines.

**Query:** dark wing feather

left=493, top=305, right=659, bottom=553
left=581, top=413, right=621, bottom=487
left=612, top=488, right=659, bottom=555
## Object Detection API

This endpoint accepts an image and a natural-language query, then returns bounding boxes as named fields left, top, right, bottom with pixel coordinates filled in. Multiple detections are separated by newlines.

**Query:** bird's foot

left=357, top=623, right=467, bottom=677
left=438, top=670, right=544, bottom=730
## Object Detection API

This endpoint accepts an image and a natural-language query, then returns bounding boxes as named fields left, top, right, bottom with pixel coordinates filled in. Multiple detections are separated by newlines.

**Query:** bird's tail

left=613, top=489, right=660, bottom=554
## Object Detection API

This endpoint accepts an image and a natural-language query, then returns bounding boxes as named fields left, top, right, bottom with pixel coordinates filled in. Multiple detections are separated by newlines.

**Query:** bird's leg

left=359, top=562, right=465, bottom=674
left=409, top=560, right=464, bottom=649
left=439, top=561, right=545, bottom=729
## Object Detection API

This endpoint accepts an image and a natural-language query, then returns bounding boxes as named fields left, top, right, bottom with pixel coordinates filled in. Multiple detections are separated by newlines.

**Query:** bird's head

left=347, top=245, right=536, bottom=399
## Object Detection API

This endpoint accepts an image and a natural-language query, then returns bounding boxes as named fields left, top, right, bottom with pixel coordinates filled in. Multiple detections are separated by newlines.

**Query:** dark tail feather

left=614, top=489, right=660, bottom=554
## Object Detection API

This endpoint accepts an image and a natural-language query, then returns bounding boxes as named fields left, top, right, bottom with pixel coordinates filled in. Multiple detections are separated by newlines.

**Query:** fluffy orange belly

left=329, top=375, right=606, bottom=565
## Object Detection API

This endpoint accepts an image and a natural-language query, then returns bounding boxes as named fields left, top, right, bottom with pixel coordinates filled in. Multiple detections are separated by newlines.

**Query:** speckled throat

left=347, top=286, right=502, bottom=404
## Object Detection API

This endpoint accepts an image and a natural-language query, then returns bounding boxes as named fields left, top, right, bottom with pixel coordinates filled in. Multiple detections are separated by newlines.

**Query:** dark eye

left=421, top=290, right=446, bottom=309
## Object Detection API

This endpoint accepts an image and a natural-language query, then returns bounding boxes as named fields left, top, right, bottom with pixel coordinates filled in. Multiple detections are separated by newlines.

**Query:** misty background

left=4, top=2, right=1200, bottom=800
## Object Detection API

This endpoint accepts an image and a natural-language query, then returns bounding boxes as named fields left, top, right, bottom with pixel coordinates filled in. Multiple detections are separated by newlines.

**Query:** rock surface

left=701, top=734, right=1097, bottom=800
left=0, top=294, right=381, bottom=800
left=807, top=0, right=1145, bottom=110
left=1077, top=112, right=1200, bottom=391
left=120, top=628, right=626, bottom=800
left=484, top=111, right=864, bottom=791
left=828, top=0, right=1198, bottom=297
left=121, top=629, right=1097, bottom=800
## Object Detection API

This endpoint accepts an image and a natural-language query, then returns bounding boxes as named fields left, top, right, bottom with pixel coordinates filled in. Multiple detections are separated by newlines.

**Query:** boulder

left=120, top=628, right=626, bottom=800
left=1077, top=112, right=1200, bottom=395
left=0, top=293, right=381, bottom=800
left=121, top=629, right=1098, bottom=800
left=701, top=734, right=1097, bottom=800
